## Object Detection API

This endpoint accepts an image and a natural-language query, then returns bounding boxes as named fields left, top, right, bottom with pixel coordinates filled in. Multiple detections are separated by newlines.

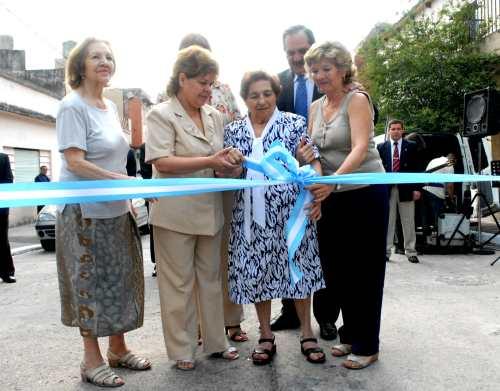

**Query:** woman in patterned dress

left=56, top=38, right=151, bottom=388
left=223, top=70, right=326, bottom=365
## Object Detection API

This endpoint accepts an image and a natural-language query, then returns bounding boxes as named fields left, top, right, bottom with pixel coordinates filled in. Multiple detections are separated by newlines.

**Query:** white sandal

left=331, top=343, right=352, bottom=357
left=107, top=350, right=152, bottom=370
left=210, top=346, right=239, bottom=360
left=80, top=362, right=124, bottom=387
left=343, top=353, right=379, bottom=369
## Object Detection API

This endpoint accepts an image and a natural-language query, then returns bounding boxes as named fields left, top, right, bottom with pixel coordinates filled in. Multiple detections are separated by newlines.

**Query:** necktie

left=295, top=75, right=308, bottom=120
left=393, top=142, right=400, bottom=172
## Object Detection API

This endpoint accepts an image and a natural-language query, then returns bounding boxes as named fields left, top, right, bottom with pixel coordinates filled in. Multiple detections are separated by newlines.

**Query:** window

left=13, top=148, right=39, bottom=183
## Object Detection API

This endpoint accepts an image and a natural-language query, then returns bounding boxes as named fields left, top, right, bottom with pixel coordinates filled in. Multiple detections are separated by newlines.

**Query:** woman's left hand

left=307, top=183, right=335, bottom=203
left=305, top=201, right=322, bottom=221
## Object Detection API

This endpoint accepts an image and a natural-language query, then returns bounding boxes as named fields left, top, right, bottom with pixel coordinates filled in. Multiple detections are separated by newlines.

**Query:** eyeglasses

left=286, top=48, right=308, bottom=57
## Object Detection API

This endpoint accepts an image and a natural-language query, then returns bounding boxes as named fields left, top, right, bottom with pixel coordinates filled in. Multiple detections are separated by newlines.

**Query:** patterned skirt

left=56, top=204, right=144, bottom=337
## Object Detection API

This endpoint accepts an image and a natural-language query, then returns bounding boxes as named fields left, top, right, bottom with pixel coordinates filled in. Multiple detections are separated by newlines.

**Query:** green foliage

left=357, top=1, right=500, bottom=134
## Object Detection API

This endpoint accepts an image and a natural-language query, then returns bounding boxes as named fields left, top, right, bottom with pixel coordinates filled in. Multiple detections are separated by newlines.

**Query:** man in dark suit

left=377, top=119, right=421, bottom=264
left=277, top=25, right=322, bottom=121
left=271, top=25, right=337, bottom=341
left=0, top=152, right=16, bottom=283
left=34, top=165, right=51, bottom=213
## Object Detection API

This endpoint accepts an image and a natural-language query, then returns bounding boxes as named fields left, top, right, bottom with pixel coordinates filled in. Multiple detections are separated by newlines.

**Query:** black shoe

left=152, top=265, right=157, bottom=277
left=408, top=256, right=420, bottom=264
left=319, top=322, right=337, bottom=341
left=270, top=314, right=300, bottom=331
left=1, top=275, right=16, bottom=283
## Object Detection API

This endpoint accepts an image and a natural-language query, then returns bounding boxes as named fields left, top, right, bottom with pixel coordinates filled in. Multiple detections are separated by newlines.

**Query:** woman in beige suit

left=145, top=46, right=242, bottom=371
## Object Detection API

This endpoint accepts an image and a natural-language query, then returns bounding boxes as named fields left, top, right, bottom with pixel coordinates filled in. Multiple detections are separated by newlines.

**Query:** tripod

left=469, top=142, right=499, bottom=257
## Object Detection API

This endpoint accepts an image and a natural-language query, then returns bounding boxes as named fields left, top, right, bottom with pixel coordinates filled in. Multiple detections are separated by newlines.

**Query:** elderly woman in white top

left=56, top=38, right=150, bottom=388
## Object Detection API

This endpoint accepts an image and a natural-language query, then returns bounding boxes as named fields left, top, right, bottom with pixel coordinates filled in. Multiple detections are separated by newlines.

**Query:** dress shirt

left=390, top=138, right=402, bottom=171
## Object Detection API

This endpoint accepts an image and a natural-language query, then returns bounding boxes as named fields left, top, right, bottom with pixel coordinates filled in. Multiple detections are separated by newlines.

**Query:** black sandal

left=252, top=336, right=276, bottom=366
left=300, top=337, right=326, bottom=364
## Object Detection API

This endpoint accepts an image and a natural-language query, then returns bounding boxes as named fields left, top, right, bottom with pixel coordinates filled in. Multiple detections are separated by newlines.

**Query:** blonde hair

left=166, top=46, right=218, bottom=97
left=65, top=38, right=114, bottom=90
left=304, top=41, right=356, bottom=85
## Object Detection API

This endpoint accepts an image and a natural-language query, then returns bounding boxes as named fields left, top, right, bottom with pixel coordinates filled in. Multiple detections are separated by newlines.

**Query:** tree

left=357, top=1, right=500, bottom=134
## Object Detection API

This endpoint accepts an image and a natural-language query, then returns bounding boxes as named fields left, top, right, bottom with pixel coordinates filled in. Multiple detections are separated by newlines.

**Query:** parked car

left=34, top=199, right=149, bottom=252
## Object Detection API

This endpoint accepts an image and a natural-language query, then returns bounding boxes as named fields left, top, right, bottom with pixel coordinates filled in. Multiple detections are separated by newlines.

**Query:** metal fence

left=476, top=0, right=500, bottom=35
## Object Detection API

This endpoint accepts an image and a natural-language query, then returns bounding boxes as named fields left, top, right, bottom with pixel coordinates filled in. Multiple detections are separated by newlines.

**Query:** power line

left=0, top=1, right=60, bottom=56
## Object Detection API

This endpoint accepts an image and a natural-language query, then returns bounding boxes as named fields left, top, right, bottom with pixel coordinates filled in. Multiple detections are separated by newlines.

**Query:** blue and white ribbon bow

left=244, top=141, right=318, bottom=286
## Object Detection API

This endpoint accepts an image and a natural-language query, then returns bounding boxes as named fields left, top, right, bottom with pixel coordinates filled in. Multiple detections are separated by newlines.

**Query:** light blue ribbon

left=1, top=144, right=499, bottom=287
left=245, top=141, right=318, bottom=286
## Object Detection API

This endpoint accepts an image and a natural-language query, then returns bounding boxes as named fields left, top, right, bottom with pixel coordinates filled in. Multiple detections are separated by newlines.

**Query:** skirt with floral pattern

left=56, top=204, right=144, bottom=337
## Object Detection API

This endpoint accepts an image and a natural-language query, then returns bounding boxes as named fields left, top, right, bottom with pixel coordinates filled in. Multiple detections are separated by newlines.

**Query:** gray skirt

left=56, top=204, right=144, bottom=337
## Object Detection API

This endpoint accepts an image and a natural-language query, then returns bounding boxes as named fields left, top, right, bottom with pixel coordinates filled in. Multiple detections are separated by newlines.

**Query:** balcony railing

left=475, top=0, right=500, bottom=35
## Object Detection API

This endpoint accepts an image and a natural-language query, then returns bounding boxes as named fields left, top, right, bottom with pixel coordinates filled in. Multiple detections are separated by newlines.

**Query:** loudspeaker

left=463, top=87, right=500, bottom=137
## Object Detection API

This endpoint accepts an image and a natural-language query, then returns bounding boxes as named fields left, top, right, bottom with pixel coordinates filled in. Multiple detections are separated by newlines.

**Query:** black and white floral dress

left=224, top=109, right=325, bottom=304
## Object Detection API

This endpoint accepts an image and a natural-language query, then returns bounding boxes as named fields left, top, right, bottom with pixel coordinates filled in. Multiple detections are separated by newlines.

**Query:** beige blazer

left=145, top=96, right=224, bottom=236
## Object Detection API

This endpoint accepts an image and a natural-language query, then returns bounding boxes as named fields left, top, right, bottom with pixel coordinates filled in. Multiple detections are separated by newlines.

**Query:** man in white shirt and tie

left=377, top=120, right=421, bottom=264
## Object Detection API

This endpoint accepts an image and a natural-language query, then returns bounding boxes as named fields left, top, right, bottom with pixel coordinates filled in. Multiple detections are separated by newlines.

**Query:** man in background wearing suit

left=0, top=152, right=15, bottom=283
left=377, top=119, right=421, bottom=264
left=272, top=25, right=338, bottom=341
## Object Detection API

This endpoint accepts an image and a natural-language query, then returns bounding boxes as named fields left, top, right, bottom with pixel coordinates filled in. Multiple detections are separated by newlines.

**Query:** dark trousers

left=320, top=185, right=389, bottom=356
left=0, top=213, right=15, bottom=278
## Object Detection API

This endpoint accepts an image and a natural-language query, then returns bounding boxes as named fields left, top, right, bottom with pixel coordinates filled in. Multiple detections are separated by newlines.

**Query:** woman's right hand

left=210, top=147, right=242, bottom=171
left=296, top=137, right=316, bottom=165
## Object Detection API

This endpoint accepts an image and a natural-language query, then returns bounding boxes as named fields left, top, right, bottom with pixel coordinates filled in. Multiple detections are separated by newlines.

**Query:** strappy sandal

left=251, top=336, right=276, bottom=366
left=107, top=350, right=152, bottom=370
left=176, top=359, right=195, bottom=371
left=300, top=337, right=326, bottom=364
left=210, top=346, right=239, bottom=360
left=343, top=353, right=379, bottom=370
left=331, top=343, right=352, bottom=357
left=225, top=325, right=249, bottom=342
left=80, top=362, right=124, bottom=388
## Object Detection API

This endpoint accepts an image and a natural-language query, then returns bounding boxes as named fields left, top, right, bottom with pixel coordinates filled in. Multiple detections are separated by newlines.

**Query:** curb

left=12, top=244, right=42, bottom=256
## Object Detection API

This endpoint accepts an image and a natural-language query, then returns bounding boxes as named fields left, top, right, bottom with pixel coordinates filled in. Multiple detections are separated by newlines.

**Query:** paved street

left=1, top=233, right=500, bottom=391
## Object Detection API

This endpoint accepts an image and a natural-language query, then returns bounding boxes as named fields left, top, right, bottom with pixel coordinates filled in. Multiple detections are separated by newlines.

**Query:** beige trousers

left=221, top=192, right=244, bottom=326
left=154, top=226, right=228, bottom=361
left=386, top=186, right=417, bottom=257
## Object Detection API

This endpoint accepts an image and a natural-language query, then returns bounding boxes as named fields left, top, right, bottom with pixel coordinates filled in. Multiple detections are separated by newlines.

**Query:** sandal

left=251, top=336, right=276, bottom=366
left=331, top=343, right=352, bottom=357
left=176, top=359, right=195, bottom=371
left=80, top=362, right=124, bottom=387
left=210, top=346, right=239, bottom=360
left=107, top=350, right=152, bottom=370
left=300, top=337, right=326, bottom=364
left=225, top=325, right=249, bottom=342
left=343, top=353, right=379, bottom=370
